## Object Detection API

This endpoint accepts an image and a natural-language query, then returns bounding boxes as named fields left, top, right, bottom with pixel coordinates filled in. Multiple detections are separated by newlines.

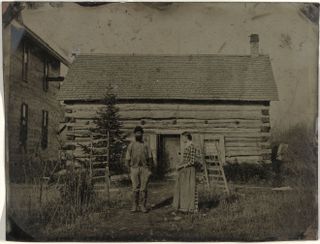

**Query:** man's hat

left=134, top=126, right=144, bottom=133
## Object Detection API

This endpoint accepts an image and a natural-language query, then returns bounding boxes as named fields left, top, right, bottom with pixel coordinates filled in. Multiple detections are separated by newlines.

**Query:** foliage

left=59, top=168, right=95, bottom=207
left=224, top=163, right=275, bottom=186
left=81, top=85, right=126, bottom=174
left=223, top=123, right=317, bottom=189
left=8, top=183, right=317, bottom=241
left=50, top=168, right=96, bottom=226
left=271, top=123, right=317, bottom=190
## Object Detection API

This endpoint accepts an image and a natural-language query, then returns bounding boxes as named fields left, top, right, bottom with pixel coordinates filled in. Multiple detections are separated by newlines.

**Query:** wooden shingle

left=58, top=54, right=279, bottom=101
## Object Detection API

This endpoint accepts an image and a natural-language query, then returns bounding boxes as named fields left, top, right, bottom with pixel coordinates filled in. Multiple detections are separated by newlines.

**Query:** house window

left=41, top=110, right=49, bottom=149
left=43, top=59, right=49, bottom=92
left=19, top=103, right=28, bottom=148
left=22, top=43, right=29, bottom=81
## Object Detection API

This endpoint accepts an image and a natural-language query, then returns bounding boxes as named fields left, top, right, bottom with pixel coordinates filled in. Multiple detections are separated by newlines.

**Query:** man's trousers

left=130, top=166, right=152, bottom=193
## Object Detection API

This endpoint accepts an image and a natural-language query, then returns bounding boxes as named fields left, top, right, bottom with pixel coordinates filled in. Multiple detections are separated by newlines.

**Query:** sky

left=18, top=2, right=318, bottom=133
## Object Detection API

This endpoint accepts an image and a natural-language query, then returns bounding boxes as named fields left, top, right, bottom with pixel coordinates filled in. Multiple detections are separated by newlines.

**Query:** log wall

left=62, top=102, right=272, bottom=166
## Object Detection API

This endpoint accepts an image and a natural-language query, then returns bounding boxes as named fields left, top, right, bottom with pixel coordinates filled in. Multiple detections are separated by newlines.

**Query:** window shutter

left=19, top=103, right=28, bottom=147
left=22, top=43, right=29, bottom=81
left=41, top=110, right=49, bottom=149
left=43, top=59, right=49, bottom=92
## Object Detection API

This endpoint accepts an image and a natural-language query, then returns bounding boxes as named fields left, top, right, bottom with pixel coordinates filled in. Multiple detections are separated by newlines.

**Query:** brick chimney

left=250, top=34, right=259, bottom=58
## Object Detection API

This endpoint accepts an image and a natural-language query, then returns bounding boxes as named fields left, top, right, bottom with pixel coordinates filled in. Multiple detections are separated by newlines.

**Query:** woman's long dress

left=173, top=143, right=199, bottom=212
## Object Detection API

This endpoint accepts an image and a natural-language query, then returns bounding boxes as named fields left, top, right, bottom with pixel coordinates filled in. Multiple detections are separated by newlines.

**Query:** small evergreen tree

left=95, top=85, right=125, bottom=173
left=81, top=85, right=125, bottom=174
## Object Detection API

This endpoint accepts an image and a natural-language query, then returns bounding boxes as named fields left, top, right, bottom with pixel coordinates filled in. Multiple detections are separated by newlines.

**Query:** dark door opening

left=156, top=134, right=181, bottom=179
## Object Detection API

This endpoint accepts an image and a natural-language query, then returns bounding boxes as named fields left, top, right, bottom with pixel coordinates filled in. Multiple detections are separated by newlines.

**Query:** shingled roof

left=58, top=54, right=278, bottom=101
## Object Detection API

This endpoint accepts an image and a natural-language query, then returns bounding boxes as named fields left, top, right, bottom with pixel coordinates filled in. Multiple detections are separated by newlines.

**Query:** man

left=173, top=132, right=200, bottom=213
left=125, top=126, right=153, bottom=213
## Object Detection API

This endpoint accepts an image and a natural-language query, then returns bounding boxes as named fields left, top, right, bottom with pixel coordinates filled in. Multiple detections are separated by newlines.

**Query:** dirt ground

left=8, top=180, right=316, bottom=242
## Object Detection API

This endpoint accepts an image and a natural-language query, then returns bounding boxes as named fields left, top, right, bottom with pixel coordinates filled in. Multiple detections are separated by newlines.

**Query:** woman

left=173, top=132, right=200, bottom=213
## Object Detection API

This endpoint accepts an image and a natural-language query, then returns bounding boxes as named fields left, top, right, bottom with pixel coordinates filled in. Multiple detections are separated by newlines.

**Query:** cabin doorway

left=157, top=134, right=181, bottom=179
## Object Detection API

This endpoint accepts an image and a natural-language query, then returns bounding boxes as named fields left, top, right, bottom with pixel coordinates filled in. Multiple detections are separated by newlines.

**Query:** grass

left=7, top=123, right=318, bottom=241
left=7, top=181, right=317, bottom=241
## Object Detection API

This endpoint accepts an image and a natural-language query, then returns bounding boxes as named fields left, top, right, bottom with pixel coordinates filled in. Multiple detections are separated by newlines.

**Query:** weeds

left=224, top=163, right=275, bottom=186
left=7, top=123, right=318, bottom=241
left=272, top=123, right=317, bottom=190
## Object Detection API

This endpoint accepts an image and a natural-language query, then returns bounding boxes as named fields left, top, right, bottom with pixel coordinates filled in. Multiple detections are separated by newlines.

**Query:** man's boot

left=131, top=191, right=139, bottom=212
left=140, top=191, right=149, bottom=213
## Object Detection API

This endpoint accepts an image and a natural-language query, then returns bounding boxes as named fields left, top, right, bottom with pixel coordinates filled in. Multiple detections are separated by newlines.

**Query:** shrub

left=271, top=123, right=317, bottom=190
left=224, top=163, right=275, bottom=186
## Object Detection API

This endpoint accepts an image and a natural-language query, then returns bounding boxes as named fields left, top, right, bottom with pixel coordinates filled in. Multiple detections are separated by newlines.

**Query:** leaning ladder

left=203, top=140, right=230, bottom=195
left=88, top=131, right=110, bottom=201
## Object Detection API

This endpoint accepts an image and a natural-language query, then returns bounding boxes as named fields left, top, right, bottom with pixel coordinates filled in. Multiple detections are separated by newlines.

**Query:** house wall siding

left=7, top=34, right=63, bottom=181
left=62, top=102, right=271, bottom=167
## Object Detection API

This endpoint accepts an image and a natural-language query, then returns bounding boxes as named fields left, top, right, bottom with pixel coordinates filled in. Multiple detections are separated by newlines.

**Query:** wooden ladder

left=88, top=131, right=111, bottom=200
left=202, top=140, right=230, bottom=195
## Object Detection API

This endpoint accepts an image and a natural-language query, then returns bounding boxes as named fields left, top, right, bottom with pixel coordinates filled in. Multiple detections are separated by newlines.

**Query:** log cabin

left=3, top=14, right=70, bottom=181
left=58, top=34, right=279, bottom=177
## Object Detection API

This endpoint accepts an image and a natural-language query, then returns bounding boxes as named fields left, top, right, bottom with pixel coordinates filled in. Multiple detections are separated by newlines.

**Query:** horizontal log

left=68, top=110, right=265, bottom=120
left=263, top=160, right=272, bottom=164
left=66, top=121, right=94, bottom=127
left=261, top=117, right=270, bottom=123
left=260, top=144, right=271, bottom=149
left=65, top=119, right=271, bottom=132
left=73, top=118, right=267, bottom=124
left=225, top=149, right=272, bottom=157
left=73, top=147, right=107, bottom=155
left=65, top=103, right=269, bottom=112
left=66, top=131, right=270, bottom=140
left=225, top=142, right=271, bottom=149
left=68, top=127, right=96, bottom=132
left=226, top=156, right=263, bottom=164
left=92, top=162, right=108, bottom=166
left=122, top=125, right=262, bottom=132
left=122, top=122, right=267, bottom=129
left=65, top=126, right=271, bottom=136
left=65, top=142, right=272, bottom=155
left=92, top=176, right=106, bottom=180
left=72, top=151, right=108, bottom=158
left=66, top=131, right=108, bottom=137
left=260, top=126, right=271, bottom=133
left=225, top=142, right=260, bottom=147
left=92, top=168, right=107, bottom=172
left=67, top=133, right=90, bottom=138
left=65, top=117, right=76, bottom=123
left=261, top=109, right=269, bottom=116
left=226, top=147, right=262, bottom=152
left=199, top=131, right=270, bottom=137
left=262, top=153, right=272, bottom=160
left=65, top=121, right=269, bottom=132
left=64, top=131, right=270, bottom=143
left=225, top=137, right=264, bottom=142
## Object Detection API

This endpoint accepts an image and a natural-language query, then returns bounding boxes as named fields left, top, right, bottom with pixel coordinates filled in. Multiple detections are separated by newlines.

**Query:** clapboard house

left=3, top=15, right=70, bottom=181
left=58, top=34, right=278, bottom=177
